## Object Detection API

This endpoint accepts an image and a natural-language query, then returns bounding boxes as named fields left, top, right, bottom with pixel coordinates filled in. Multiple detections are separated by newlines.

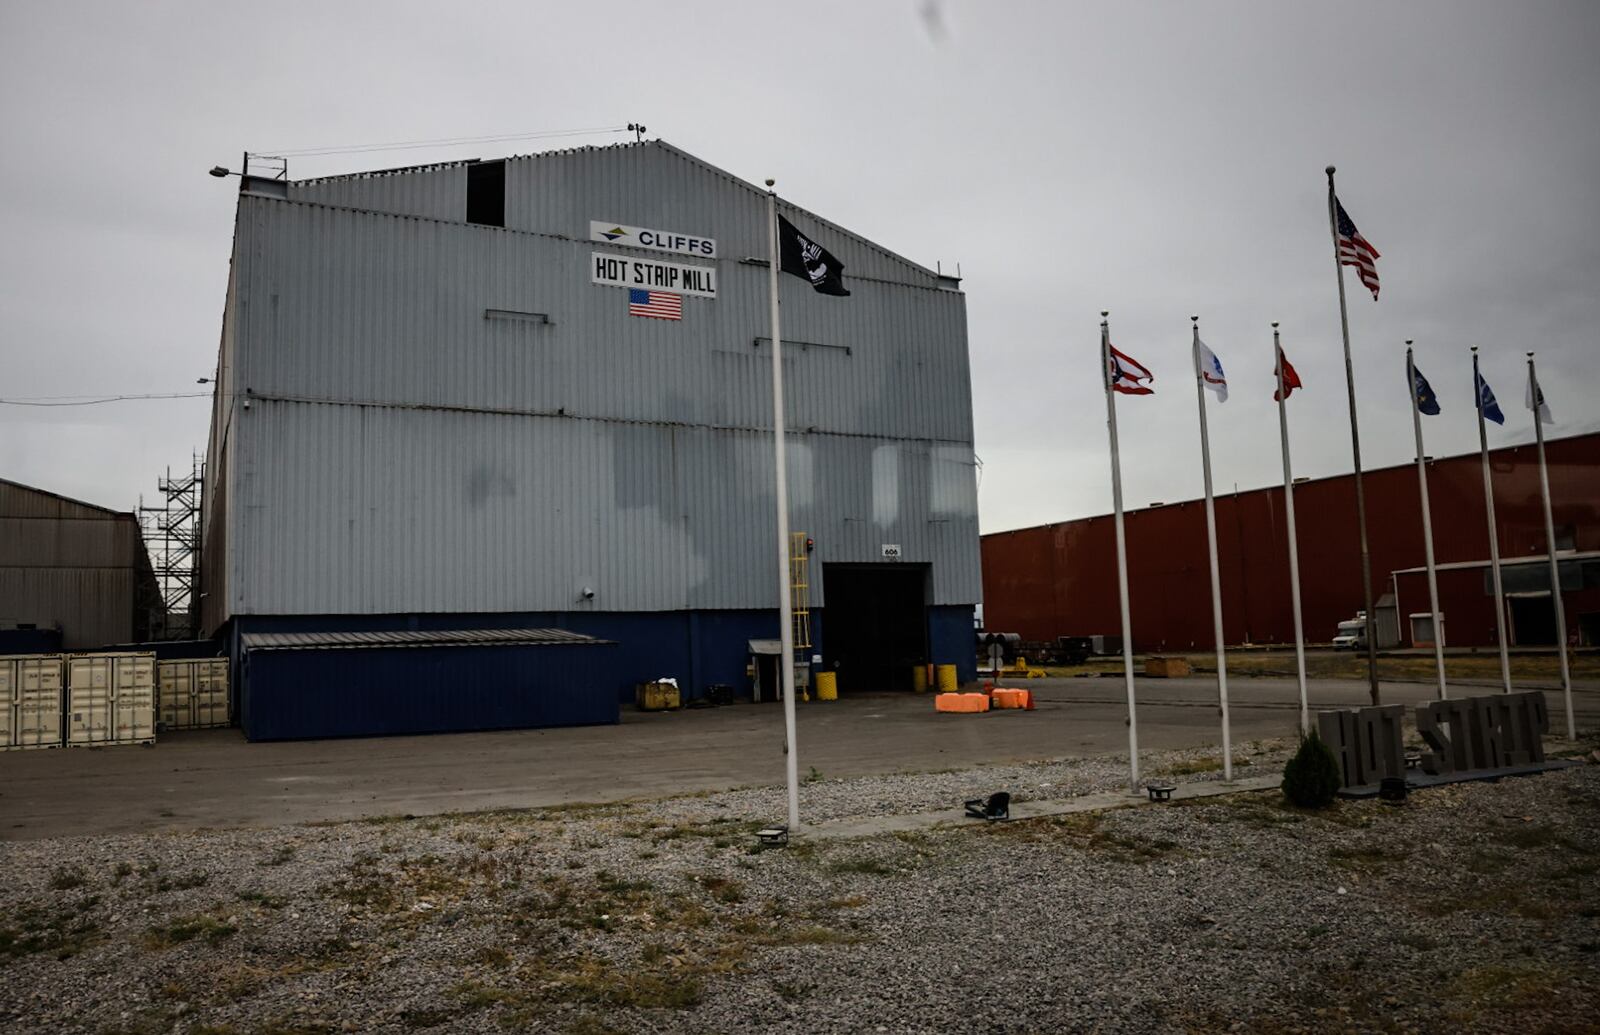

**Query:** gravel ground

left=2, top=740, right=1597, bottom=1035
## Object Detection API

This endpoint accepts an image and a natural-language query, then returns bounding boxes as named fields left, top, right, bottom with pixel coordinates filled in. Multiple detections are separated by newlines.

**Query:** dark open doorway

left=822, top=563, right=928, bottom=693
left=1509, top=595, right=1558, bottom=645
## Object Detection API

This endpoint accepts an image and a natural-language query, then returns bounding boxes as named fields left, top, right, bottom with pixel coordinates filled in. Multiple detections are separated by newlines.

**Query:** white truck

left=1332, top=612, right=1368, bottom=650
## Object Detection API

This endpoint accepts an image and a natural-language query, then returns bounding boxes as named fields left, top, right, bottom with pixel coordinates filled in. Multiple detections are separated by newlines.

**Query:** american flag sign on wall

left=628, top=289, right=683, bottom=320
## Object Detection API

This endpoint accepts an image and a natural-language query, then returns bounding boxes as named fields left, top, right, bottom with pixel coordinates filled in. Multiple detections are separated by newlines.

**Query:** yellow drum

left=935, top=664, right=959, bottom=693
left=815, top=671, right=838, bottom=701
left=911, top=665, right=929, bottom=694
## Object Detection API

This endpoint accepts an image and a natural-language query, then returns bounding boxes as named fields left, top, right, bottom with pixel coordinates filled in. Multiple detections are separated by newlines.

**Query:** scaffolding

left=139, top=455, right=203, bottom=640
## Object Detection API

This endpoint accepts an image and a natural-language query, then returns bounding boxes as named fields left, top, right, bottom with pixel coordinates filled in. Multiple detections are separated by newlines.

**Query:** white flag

left=1526, top=370, right=1554, bottom=424
left=1197, top=337, right=1228, bottom=402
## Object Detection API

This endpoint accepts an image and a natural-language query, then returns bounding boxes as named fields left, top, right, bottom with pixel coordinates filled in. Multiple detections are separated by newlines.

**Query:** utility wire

left=263, top=125, right=630, bottom=159
left=0, top=392, right=211, bottom=406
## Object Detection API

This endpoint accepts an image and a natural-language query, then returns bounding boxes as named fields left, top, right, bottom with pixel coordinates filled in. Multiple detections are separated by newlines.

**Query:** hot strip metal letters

left=591, top=252, right=718, bottom=299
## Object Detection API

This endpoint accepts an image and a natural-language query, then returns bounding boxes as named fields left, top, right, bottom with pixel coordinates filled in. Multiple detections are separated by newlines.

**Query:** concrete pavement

left=1, top=676, right=1593, bottom=841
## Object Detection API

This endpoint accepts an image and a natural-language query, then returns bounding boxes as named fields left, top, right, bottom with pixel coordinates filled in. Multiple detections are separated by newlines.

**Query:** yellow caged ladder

left=789, top=532, right=812, bottom=654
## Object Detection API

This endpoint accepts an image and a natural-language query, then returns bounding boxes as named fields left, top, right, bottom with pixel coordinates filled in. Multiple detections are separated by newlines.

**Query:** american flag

left=1333, top=196, right=1380, bottom=300
left=628, top=289, right=682, bottom=320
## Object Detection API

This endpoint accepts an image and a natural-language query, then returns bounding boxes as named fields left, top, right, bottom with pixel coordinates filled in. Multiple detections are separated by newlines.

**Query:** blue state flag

left=1411, top=363, right=1441, bottom=416
left=1475, top=369, right=1505, bottom=425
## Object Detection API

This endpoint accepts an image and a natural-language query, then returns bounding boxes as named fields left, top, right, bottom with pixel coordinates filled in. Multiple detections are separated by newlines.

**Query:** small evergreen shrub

left=1282, top=730, right=1342, bottom=808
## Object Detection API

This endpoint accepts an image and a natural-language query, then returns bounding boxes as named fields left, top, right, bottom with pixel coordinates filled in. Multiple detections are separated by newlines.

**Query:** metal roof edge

left=0, top=477, right=130, bottom=518
left=280, top=139, right=944, bottom=285
left=285, top=139, right=651, bottom=186
left=240, top=627, right=616, bottom=651
left=650, top=141, right=944, bottom=283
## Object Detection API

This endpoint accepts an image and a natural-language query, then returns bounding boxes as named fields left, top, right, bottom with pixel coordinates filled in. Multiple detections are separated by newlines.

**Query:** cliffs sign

left=589, top=221, right=717, bottom=259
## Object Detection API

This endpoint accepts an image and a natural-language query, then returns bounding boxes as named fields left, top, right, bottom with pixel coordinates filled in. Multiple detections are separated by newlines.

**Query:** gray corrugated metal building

left=0, top=478, right=163, bottom=649
left=202, top=140, right=981, bottom=735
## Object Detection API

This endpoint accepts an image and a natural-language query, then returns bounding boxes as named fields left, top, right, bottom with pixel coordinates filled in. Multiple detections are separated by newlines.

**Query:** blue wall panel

left=0, top=628, right=63, bottom=655
left=927, top=604, right=978, bottom=684
left=241, top=641, right=619, bottom=741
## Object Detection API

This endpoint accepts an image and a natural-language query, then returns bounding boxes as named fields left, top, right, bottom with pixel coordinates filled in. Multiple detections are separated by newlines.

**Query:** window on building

left=466, top=160, right=505, bottom=227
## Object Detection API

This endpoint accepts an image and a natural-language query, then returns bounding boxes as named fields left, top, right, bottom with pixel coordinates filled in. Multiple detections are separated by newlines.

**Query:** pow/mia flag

left=778, top=215, right=851, bottom=296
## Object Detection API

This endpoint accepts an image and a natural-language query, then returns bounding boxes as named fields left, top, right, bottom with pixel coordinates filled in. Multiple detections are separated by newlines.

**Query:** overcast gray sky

left=2, top=1, right=1596, bottom=533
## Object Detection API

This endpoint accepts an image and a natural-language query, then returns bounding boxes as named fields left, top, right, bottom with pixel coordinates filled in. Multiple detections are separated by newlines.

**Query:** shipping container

left=0, top=654, right=65, bottom=749
left=66, top=652, right=155, bottom=747
left=238, top=629, right=620, bottom=741
left=157, top=658, right=229, bottom=730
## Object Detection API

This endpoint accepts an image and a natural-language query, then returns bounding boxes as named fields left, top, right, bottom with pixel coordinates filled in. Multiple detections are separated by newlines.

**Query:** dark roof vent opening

left=467, top=160, right=506, bottom=227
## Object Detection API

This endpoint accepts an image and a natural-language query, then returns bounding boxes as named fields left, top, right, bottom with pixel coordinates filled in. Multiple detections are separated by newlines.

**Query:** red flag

left=1273, top=346, right=1302, bottom=401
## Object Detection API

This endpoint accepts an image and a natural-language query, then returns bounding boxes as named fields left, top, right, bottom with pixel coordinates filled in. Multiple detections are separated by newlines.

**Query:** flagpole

left=1472, top=347, right=1512, bottom=694
left=1274, top=323, right=1310, bottom=733
left=1326, top=166, right=1381, bottom=705
left=766, top=181, right=801, bottom=830
left=1406, top=343, right=1448, bottom=700
left=1528, top=353, right=1575, bottom=739
left=1191, top=317, right=1233, bottom=781
left=1103, top=312, right=1140, bottom=794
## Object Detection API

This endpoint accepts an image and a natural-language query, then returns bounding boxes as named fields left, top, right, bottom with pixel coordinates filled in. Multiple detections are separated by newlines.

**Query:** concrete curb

left=802, top=774, right=1282, bottom=841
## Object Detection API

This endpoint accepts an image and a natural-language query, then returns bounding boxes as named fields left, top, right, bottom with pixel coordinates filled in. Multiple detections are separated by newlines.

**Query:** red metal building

left=980, top=432, right=1600, bottom=651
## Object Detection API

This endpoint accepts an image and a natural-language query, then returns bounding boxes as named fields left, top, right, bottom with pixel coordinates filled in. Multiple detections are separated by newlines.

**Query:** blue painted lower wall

left=228, top=603, right=976, bottom=738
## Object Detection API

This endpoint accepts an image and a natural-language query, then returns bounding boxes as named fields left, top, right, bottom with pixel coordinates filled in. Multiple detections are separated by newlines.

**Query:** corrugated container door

left=114, top=655, right=156, bottom=743
left=0, top=658, right=16, bottom=748
left=68, top=653, right=155, bottom=746
left=68, top=655, right=112, bottom=745
left=157, top=660, right=189, bottom=729
left=195, top=659, right=229, bottom=728
left=19, top=656, right=65, bottom=748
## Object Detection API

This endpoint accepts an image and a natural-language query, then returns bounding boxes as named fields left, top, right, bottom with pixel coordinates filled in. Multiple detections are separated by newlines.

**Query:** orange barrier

left=935, top=692, right=990, bottom=714
left=990, top=688, right=1036, bottom=710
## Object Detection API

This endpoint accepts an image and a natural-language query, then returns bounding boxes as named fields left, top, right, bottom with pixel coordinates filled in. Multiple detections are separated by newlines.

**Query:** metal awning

left=242, top=627, right=611, bottom=652
left=747, top=639, right=783, bottom=655
left=1390, top=550, right=1598, bottom=576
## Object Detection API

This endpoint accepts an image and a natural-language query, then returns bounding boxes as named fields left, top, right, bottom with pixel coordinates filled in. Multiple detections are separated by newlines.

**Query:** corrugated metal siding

left=0, top=481, right=145, bottom=648
left=230, top=194, right=970, bottom=441
left=277, top=142, right=939, bottom=287
left=0, top=480, right=120, bottom=520
left=0, top=570, right=135, bottom=649
left=503, top=142, right=940, bottom=286
left=980, top=432, right=1600, bottom=650
left=287, top=162, right=465, bottom=222
left=220, top=170, right=979, bottom=618
left=200, top=224, right=242, bottom=638
left=233, top=400, right=977, bottom=613
left=0, top=517, right=138, bottom=568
